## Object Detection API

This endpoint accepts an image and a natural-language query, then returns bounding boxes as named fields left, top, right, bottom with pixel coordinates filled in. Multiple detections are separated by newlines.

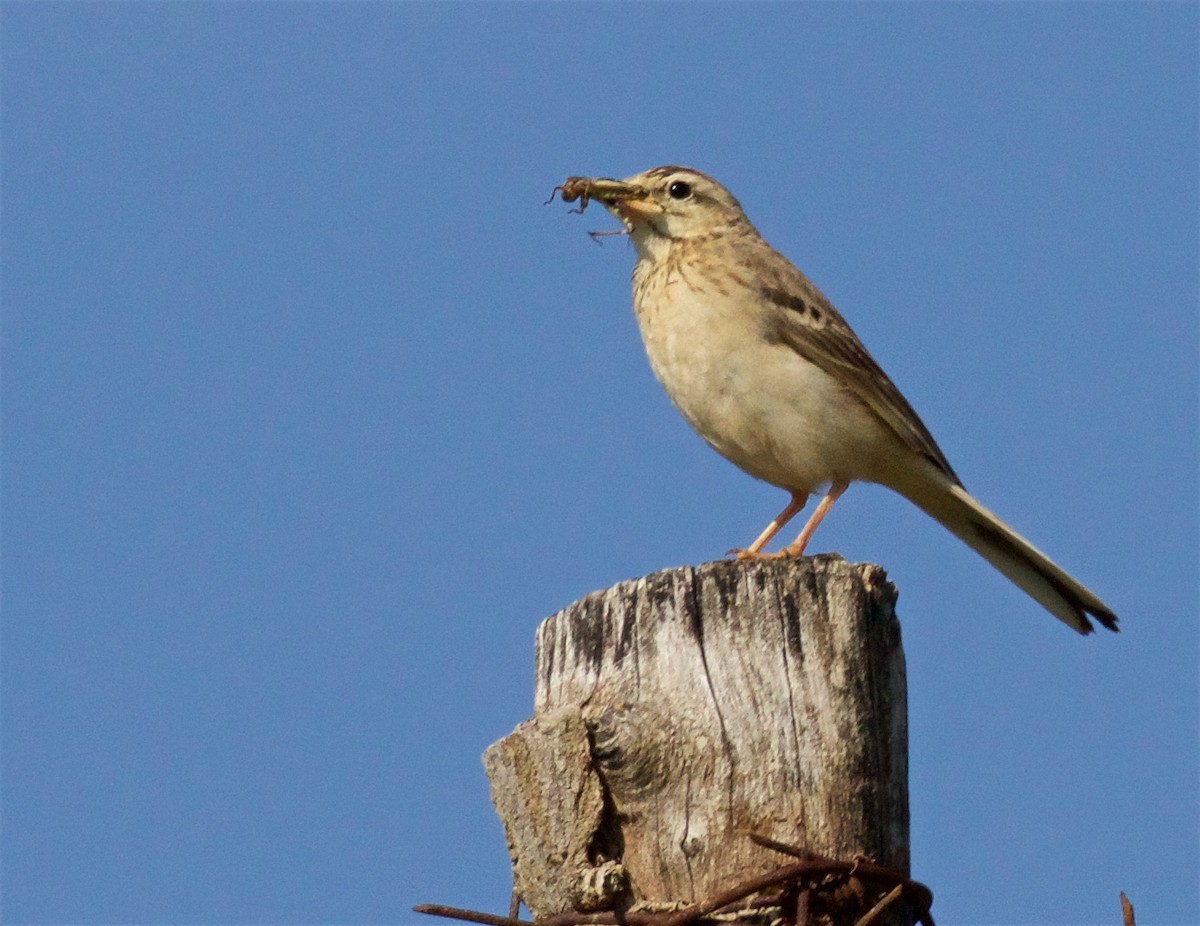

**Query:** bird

left=554, top=166, right=1118, bottom=635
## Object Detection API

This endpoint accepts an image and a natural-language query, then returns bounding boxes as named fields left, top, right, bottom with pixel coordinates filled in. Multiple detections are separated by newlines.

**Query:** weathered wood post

left=483, top=555, right=913, bottom=926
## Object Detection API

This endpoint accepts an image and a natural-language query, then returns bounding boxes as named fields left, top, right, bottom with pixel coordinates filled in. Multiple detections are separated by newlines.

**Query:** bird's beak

left=577, top=178, right=661, bottom=222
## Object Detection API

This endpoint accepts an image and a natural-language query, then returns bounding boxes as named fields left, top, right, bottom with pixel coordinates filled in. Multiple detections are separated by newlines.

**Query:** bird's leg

left=733, top=492, right=808, bottom=559
left=776, top=481, right=848, bottom=557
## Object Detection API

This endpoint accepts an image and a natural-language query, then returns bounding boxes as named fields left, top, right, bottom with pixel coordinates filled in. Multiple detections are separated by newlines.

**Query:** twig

left=748, top=833, right=814, bottom=860
left=794, top=888, right=810, bottom=926
left=750, top=833, right=934, bottom=920
left=414, top=904, right=532, bottom=926
left=854, top=884, right=904, bottom=926
left=659, top=861, right=823, bottom=926
left=416, top=906, right=679, bottom=926
left=1120, top=892, right=1136, bottom=926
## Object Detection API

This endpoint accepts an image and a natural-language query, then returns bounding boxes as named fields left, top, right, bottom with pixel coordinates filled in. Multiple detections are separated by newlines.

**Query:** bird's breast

left=631, top=253, right=894, bottom=493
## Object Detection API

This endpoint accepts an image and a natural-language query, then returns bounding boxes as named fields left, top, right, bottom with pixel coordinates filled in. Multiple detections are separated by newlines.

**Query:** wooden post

left=483, top=555, right=910, bottom=924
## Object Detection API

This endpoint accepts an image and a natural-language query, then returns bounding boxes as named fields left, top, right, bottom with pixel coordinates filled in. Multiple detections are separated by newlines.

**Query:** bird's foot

left=729, top=546, right=804, bottom=561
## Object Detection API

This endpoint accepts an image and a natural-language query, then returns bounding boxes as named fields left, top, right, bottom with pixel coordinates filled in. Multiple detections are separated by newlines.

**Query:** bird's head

left=570, top=166, right=749, bottom=255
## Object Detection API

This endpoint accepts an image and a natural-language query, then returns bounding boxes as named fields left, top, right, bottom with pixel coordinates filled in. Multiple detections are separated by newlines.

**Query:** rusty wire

left=414, top=832, right=934, bottom=926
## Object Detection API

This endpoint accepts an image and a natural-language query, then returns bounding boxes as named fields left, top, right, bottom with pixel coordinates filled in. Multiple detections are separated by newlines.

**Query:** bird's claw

left=729, top=547, right=804, bottom=561
left=730, top=547, right=777, bottom=560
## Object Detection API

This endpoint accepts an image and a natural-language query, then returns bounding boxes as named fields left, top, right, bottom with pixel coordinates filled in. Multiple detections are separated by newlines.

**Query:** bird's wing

left=750, top=249, right=960, bottom=483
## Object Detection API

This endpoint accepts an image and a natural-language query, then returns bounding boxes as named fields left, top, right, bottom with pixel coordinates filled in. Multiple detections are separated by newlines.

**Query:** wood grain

left=485, top=555, right=908, bottom=919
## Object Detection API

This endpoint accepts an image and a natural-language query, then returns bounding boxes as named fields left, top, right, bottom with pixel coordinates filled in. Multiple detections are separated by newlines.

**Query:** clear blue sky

left=3, top=4, right=1196, bottom=925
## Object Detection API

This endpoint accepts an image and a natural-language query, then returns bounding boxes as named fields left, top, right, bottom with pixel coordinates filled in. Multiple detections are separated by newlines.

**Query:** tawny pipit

left=557, top=166, right=1117, bottom=635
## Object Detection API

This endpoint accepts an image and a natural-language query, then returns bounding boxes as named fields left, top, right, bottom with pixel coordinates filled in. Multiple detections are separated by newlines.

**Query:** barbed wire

left=415, top=832, right=934, bottom=926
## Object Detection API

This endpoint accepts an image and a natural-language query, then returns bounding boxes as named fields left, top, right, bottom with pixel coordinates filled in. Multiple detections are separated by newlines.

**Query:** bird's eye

left=667, top=180, right=693, bottom=200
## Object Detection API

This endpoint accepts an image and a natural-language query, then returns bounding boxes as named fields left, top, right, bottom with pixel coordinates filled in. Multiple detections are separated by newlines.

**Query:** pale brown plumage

left=557, top=166, right=1117, bottom=634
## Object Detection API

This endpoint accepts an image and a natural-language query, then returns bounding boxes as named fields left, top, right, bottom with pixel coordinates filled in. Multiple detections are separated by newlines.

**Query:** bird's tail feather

left=903, top=480, right=1118, bottom=635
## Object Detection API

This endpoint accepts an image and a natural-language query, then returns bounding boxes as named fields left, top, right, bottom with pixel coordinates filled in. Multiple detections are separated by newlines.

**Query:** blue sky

left=2, top=4, right=1196, bottom=925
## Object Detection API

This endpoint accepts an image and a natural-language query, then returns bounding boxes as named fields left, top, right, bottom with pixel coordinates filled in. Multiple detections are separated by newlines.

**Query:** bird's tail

left=901, top=478, right=1118, bottom=634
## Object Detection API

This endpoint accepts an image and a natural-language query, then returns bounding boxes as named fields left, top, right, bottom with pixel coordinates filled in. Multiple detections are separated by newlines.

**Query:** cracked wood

left=485, top=555, right=909, bottom=921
